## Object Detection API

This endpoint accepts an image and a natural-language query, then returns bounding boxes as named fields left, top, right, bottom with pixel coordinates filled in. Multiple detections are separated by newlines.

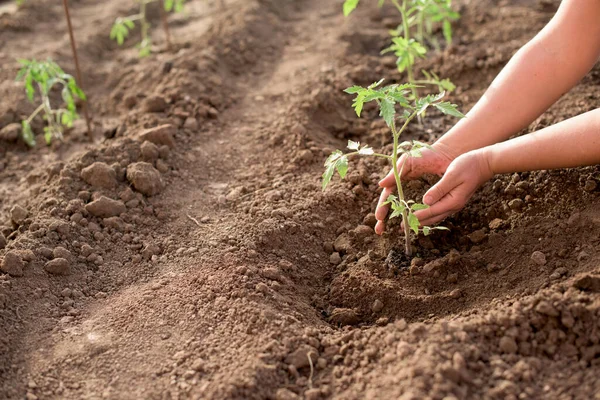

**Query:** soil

left=1, top=0, right=600, bottom=399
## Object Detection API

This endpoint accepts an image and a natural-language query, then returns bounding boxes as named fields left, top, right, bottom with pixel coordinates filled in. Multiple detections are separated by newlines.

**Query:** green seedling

left=343, top=0, right=459, bottom=100
left=322, top=79, right=464, bottom=256
left=110, top=0, right=185, bottom=57
left=16, top=59, right=86, bottom=147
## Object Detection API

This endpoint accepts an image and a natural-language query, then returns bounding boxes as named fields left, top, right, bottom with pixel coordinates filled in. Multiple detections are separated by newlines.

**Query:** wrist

left=476, top=146, right=495, bottom=181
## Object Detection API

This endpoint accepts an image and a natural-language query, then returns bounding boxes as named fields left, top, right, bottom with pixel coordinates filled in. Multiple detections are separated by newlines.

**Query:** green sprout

left=323, top=79, right=464, bottom=256
left=15, top=59, right=86, bottom=147
left=110, top=0, right=186, bottom=57
left=343, top=0, right=459, bottom=100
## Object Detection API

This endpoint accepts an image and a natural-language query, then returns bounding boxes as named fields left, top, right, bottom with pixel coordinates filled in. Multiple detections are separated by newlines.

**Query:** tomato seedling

left=110, top=0, right=185, bottom=57
left=344, top=0, right=459, bottom=99
left=16, top=59, right=86, bottom=147
left=322, top=79, right=464, bottom=256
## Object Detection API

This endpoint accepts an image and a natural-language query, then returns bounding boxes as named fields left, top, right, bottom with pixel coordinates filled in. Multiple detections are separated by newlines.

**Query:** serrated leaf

left=409, top=148, right=423, bottom=158
left=344, top=86, right=362, bottom=94
left=358, top=146, right=374, bottom=155
left=324, top=150, right=343, bottom=167
left=343, top=0, right=360, bottom=16
left=408, top=212, right=420, bottom=234
left=347, top=140, right=360, bottom=150
left=322, top=163, right=336, bottom=191
left=411, top=203, right=429, bottom=211
left=368, top=78, right=385, bottom=89
left=336, top=156, right=349, bottom=179
left=21, top=120, right=35, bottom=147
left=380, top=98, right=395, bottom=128
left=434, top=101, right=465, bottom=118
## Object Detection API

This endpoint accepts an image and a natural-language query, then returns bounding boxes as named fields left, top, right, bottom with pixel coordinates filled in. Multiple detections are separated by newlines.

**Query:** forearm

left=436, top=0, right=600, bottom=158
left=484, top=108, right=600, bottom=174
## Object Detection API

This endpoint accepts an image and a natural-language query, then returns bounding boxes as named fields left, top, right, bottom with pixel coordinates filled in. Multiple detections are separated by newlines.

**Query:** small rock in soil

left=535, top=300, right=559, bottom=317
left=126, top=162, right=164, bottom=196
left=0, top=123, right=20, bottom=142
left=353, top=225, right=373, bottom=241
left=488, top=218, right=504, bottom=230
left=10, top=205, right=28, bottom=225
left=156, top=159, right=169, bottom=173
left=285, top=345, right=318, bottom=369
left=577, top=251, right=590, bottom=262
left=85, top=196, right=126, bottom=218
left=499, top=336, right=518, bottom=354
left=142, top=95, right=168, bottom=113
left=573, top=275, right=600, bottom=292
left=449, top=289, right=462, bottom=299
left=334, top=233, right=351, bottom=254
left=329, top=308, right=360, bottom=326
left=184, top=117, right=198, bottom=130
left=80, top=162, right=117, bottom=189
left=329, top=252, right=341, bottom=265
left=140, top=141, right=160, bottom=162
left=583, top=179, right=597, bottom=192
left=139, top=124, right=176, bottom=148
left=468, top=229, right=487, bottom=244
left=362, top=213, right=377, bottom=228
left=530, top=251, right=546, bottom=266
left=44, top=258, right=70, bottom=275
left=1, top=251, right=24, bottom=276
left=142, top=243, right=161, bottom=260
left=372, top=299, right=384, bottom=313
left=508, top=198, right=524, bottom=211
left=53, top=246, right=72, bottom=260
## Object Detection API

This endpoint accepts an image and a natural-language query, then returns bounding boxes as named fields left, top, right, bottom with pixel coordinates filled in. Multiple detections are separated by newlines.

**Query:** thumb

left=423, top=173, right=456, bottom=206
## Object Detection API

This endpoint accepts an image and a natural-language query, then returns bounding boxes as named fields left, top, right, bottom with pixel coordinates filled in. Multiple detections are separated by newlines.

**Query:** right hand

left=374, top=143, right=456, bottom=235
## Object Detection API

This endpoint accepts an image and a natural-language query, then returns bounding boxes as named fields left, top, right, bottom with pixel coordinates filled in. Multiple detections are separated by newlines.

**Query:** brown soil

left=1, top=0, right=600, bottom=399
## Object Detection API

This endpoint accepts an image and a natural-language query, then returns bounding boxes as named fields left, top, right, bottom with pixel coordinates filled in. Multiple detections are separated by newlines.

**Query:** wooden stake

left=159, top=3, right=172, bottom=50
left=62, top=0, right=93, bottom=141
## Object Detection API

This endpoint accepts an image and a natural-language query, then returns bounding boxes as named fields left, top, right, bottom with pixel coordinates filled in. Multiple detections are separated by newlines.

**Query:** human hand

left=375, top=143, right=456, bottom=235
left=407, top=149, right=494, bottom=227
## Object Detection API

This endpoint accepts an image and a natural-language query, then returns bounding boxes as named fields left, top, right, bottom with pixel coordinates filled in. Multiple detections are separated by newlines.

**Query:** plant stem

left=25, top=104, right=45, bottom=124
left=140, top=0, right=149, bottom=44
left=159, top=1, right=172, bottom=50
left=62, top=0, right=93, bottom=141
left=390, top=111, right=418, bottom=256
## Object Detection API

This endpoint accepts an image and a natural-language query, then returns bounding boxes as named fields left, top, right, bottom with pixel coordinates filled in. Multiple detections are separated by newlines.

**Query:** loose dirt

left=1, top=0, right=600, bottom=399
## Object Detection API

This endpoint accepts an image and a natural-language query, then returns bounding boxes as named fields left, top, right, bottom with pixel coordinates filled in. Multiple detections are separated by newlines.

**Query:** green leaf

left=358, top=145, right=374, bottom=155
left=43, top=126, right=53, bottom=145
left=382, top=194, right=398, bottom=206
left=343, top=0, right=360, bottom=16
left=380, top=98, right=395, bottom=128
left=408, top=212, right=420, bottom=234
left=422, top=226, right=431, bottom=236
left=336, top=156, right=349, bottom=179
left=347, top=140, right=360, bottom=150
left=434, top=101, right=465, bottom=118
left=344, top=86, right=362, bottom=94
left=322, top=163, right=336, bottom=191
left=390, top=200, right=406, bottom=219
left=443, top=20, right=452, bottom=45
left=324, top=150, right=343, bottom=167
left=411, top=203, right=429, bottom=211
left=21, top=120, right=35, bottom=147
left=164, top=0, right=174, bottom=11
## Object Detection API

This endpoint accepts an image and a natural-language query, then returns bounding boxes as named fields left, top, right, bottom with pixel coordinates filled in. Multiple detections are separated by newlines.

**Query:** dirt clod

left=85, top=196, right=126, bottom=218
left=285, top=345, right=319, bottom=369
left=530, top=251, right=547, bottom=266
left=81, top=162, right=118, bottom=189
left=126, top=162, right=163, bottom=196
left=1, top=251, right=24, bottom=276
left=573, top=275, right=600, bottom=292
left=44, top=258, right=70, bottom=275
left=10, top=205, right=28, bottom=225
left=139, top=124, right=176, bottom=148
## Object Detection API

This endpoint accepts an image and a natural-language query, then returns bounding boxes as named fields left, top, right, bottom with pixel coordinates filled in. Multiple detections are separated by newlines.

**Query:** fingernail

left=423, top=195, right=432, bottom=205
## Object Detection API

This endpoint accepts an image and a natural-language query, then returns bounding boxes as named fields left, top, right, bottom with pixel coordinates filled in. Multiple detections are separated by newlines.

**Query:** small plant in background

left=110, top=0, right=186, bottom=57
left=322, top=79, right=464, bottom=256
left=16, top=59, right=86, bottom=146
left=343, top=0, right=459, bottom=99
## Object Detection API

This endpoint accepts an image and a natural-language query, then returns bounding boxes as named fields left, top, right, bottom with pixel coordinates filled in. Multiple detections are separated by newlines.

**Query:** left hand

left=406, top=149, right=494, bottom=227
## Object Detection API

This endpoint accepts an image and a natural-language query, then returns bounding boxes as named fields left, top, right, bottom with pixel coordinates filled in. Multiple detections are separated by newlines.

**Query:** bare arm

left=436, top=0, right=600, bottom=157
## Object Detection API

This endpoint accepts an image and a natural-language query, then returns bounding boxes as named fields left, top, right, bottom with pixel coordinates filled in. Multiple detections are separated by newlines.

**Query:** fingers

left=378, top=154, right=409, bottom=187
left=375, top=186, right=393, bottom=221
left=422, top=171, right=456, bottom=206
left=375, top=220, right=385, bottom=235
